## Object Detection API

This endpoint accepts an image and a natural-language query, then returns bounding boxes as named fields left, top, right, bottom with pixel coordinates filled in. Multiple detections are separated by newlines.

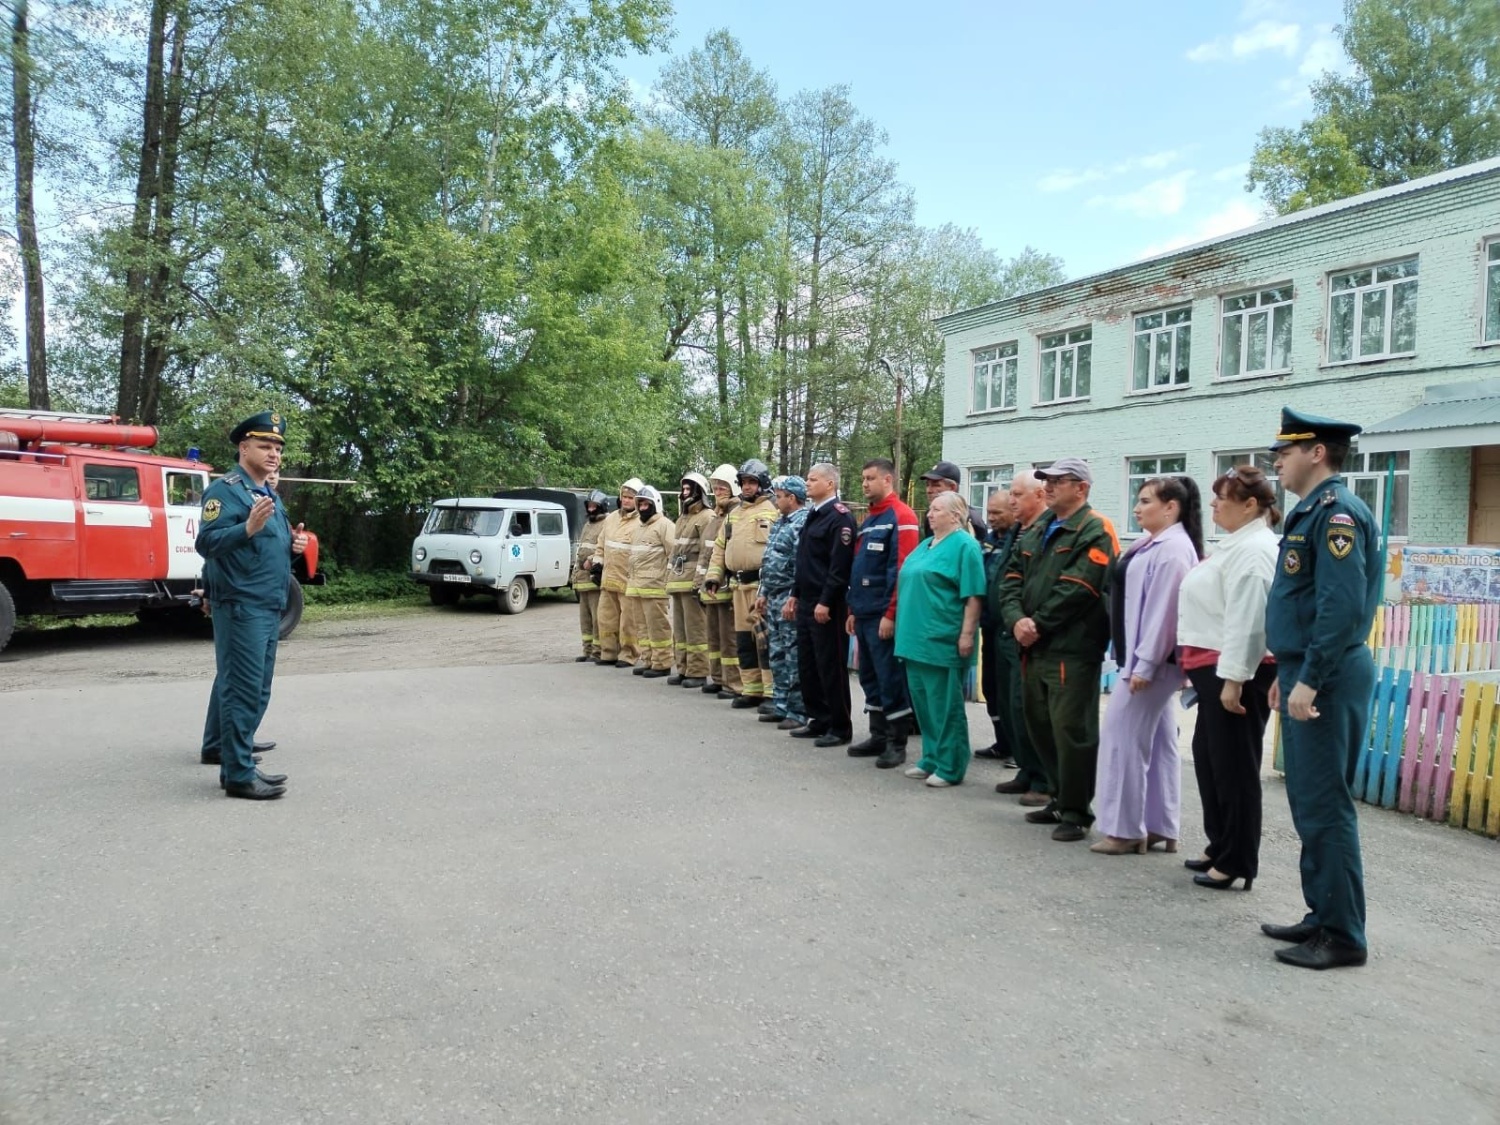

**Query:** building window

left=1038, top=327, right=1091, bottom=404
left=1125, top=454, right=1186, bottom=533
left=971, top=342, right=1018, bottom=413
left=967, top=465, right=1014, bottom=510
left=1221, top=286, right=1292, bottom=378
left=1211, top=450, right=1288, bottom=534
left=1346, top=447, right=1410, bottom=539
left=1131, top=308, right=1191, bottom=391
left=1328, top=258, right=1418, bottom=363
left=1485, top=239, right=1500, bottom=344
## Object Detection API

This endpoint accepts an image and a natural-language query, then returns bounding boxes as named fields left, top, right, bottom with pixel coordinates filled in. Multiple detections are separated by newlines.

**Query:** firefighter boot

left=847, top=712, right=889, bottom=758
left=875, top=716, right=910, bottom=770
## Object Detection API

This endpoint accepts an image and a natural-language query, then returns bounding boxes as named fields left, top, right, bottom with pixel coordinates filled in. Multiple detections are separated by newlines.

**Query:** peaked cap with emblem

left=1269, top=406, right=1361, bottom=451
left=230, top=410, right=287, bottom=446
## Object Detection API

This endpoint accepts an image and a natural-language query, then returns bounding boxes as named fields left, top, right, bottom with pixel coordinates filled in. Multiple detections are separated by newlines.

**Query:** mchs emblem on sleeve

left=1283, top=548, right=1301, bottom=575
left=203, top=499, right=222, bottom=522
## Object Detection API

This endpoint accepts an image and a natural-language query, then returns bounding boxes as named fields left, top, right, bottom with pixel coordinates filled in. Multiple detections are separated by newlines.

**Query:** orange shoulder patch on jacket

left=1087, top=547, right=1110, bottom=566
left=1093, top=514, right=1122, bottom=554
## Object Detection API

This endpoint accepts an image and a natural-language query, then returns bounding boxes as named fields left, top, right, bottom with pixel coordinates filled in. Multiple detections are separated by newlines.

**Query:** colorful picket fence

left=1356, top=666, right=1500, bottom=836
left=1368, top=602, right=1500, bottom=674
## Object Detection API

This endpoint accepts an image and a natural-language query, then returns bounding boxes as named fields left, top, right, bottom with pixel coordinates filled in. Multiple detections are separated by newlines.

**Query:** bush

left=304, top=569, right=417, bottom=606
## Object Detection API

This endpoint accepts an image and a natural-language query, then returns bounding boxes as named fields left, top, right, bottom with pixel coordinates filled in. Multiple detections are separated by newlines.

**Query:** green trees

left=1249, top=0, right=1500, bottom=214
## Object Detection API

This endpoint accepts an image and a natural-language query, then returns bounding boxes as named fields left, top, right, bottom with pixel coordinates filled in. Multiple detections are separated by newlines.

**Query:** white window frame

left=1326, top=256, right=1419, bottom=365
left=1211, top=450, right=1288, bottom=536
left=1483, top=237, right=1500, bottom=347
left=1124, top=454, right=1187, bottom=534
left=1345, top=446, right=1411, bottom=541
left=1130, top=306, right=1192, bottom=393
left=1219, top=285, right=1293, bottom=380
left=970, top=342, right=1019, bottom=414
left=1036, top=326, right=1092, bottom=405
left=967, top=465, right=1014, bottom=510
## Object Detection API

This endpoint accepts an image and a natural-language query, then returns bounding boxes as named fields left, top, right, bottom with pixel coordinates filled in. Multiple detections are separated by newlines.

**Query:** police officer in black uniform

left=197, top=411, right=308, bottom=800
left=789, top=462, right=857, bottom=747
left=1262, top=407, right=1382, bottom=968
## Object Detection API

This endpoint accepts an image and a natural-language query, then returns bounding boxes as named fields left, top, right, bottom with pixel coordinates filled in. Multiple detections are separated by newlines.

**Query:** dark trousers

left=997, top=637, right=1049, bottom=793
left=979, top=626, right=1010, bottom=754
left=1022, top=653, right=1102, bottom=825
left=854, top=614, right=911, bottom=722
left=1187, top=662, right=1276, bottom=879
left=1278, top=649, right=1373, bottom=950
left=797, top=605, right=851, bottom=737
left=201, top=601, right=280, bottom=786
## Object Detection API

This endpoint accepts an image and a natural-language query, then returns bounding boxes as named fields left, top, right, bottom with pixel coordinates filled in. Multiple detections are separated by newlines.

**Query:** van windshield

left=425, top=507, right=506, bottom=536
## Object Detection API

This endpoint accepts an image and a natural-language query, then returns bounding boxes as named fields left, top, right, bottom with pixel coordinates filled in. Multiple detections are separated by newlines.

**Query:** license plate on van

left=442, top=574, right=472, bottom=583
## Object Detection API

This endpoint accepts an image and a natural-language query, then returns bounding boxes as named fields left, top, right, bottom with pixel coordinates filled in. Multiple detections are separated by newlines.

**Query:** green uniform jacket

left=196, top=470, right=293, bottom=611
left=1265, top=474, right=1382, bottom=690
left=998, top=503, right=1119, bottom=660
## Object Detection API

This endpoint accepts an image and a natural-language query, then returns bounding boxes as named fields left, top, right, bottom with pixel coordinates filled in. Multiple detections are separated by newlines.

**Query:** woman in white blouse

left=1175, top=466, right=1282, bottom=891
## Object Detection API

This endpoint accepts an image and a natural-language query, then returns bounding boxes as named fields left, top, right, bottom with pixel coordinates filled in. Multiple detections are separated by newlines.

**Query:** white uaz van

left=410, top=496, right=573, bottom=613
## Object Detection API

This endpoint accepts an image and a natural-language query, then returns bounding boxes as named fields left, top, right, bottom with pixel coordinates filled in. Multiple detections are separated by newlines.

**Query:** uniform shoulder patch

left=1284, top=548, right=1301, bottom=574
left=839, top=526, right=853, bottom=545
left=1319, top=490, right=1337, bottom=506
left=1327, top=527, right=1355, bottom=559
left=1328, top=513, right=1356, bottom=527
left=223, top=473, right=242, bottom=485
left=203, top=498, right=222, bottom=522
left=834, top=502, right=849, bottom=513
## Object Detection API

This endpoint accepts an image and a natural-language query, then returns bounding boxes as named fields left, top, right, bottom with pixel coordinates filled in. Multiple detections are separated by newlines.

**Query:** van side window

left=84, top=464, right=141, bottom=501
left=166, top=472, right=204, bottom=506
left=509, top=512, right=532, bottom=537
left=537, top=512, right=565, bottom=536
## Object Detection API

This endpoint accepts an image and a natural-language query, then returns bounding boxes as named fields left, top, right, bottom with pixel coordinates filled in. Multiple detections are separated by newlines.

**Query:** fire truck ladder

left=0, top=408, right=122, bottom=425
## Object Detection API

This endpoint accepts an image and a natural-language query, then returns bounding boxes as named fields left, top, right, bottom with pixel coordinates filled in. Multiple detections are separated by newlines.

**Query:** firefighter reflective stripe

left=0, top=495, right=73, bottom=523
left=626, top=586, right=668, bottom=597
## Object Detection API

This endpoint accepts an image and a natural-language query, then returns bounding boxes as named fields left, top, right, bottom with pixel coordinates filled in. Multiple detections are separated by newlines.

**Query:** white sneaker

left=904, top=766, right=929, bottom=779
left=925, top=775, right=953, bottom=788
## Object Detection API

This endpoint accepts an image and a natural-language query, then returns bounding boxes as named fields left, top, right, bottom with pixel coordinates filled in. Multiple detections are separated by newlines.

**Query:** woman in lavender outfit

left=1090, top=476, right=1205, bottom=854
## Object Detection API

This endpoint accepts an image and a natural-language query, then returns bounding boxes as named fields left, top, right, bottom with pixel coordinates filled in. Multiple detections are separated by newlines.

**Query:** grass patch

left=302, top=593, right=429, bottom=623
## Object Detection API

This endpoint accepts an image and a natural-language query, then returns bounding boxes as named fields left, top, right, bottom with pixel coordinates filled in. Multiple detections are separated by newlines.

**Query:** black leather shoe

left=221, top=769, right=288, bottom=789
left=847, top=741, right=881, bottom=757
left=777, top=718, right=804, bottom=730
left=1051, top=823, right=1087, bottom=842
left=973, top=744, right=1001, bottom=759
left=223, top=777, right=286, bottom=800
left=614, top=660, right=633, bottom=668
left=632, top=665, right=648, bottom=675
left=874, top=747, right=906, bottom=769
left=667, top=673, right=684, bottom=685
left=759, top=711, right=787, bottom=723
left=201, top=751, right=261, bottom=765
left=253, top=740, right=276, bottom=753
left=575, top=655, right=593, bottom=662
left=994, top=777, right=1030, bottom=794
left=1194, top=872, right=1253, bottom=891
left=642, top=669, right=670, bottom=678
left=731, top=695, right=760, bottom=709
left=1183, top=857, right=1215, bottom=873
left=813, top=732, right=850, bottom=748
left=700, top=681, right=721, bottom=693
left=1024, top=805, right=1062, bottom=824
left=789, top=726, right=823, bottom=739
left=1261, top=921, right=1320, bottom=943
left=757, top=701, right=779, bottom=715
left=1274, top=931, right=1367, bottom=970
left=681, top=678, right=707, bottom=689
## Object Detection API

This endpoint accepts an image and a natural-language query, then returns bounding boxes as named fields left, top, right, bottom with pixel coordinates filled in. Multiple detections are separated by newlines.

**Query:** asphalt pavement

left=3, top=643, right=1498, bottom=1124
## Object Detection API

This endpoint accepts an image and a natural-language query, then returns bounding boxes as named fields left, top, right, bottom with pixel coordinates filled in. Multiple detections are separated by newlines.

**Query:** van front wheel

left=498, top=576, right=530, bottom=615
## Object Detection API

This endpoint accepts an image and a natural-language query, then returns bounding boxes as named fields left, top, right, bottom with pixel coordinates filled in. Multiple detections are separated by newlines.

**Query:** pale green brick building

left=937, top=158, right=1500, bottom=554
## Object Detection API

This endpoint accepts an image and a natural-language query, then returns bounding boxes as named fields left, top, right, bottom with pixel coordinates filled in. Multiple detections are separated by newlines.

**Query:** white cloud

left=1298, top=33, right=1345, bottom=78
left=1186, top=20, right=1302, bottom=63
left=1037, top=149, right=1183, bottom=194
left=1211, top=162, right=1250, bottom=183
left=1088, top=170, right=1196, bottom=219
left=1135, top=197, right=1265, bottom=259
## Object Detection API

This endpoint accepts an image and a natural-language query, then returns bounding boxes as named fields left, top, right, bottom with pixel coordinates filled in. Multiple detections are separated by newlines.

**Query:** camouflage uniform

left=760, top=504, right=808, bottom=723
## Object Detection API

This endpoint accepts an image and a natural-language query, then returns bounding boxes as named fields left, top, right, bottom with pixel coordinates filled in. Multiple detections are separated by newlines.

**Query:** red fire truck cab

left=0, top=409, right=315, bottom=655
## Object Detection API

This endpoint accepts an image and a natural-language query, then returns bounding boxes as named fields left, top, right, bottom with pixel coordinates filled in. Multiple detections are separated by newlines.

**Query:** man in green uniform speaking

left=1262, top=407, right=1381, bottom=969
left=197, top=411, right=308, bottom=800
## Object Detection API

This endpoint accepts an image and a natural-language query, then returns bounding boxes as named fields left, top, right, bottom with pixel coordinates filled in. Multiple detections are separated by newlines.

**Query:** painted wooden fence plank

left=1432, top=679, right=1466, bottom=820
left=1397, top=671, right=1428, bottom=814
left=1451, top=681, right=1495, bottom=829
left=1466, top=686, right=1496, bottom=835
left=1383, top=669, right=1418, bottom=809
left=1358, top=666, right=1394, bottom=800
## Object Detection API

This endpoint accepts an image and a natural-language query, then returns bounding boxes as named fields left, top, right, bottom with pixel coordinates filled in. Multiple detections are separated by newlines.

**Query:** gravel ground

left=2, top=599, right=1498, bottom=1124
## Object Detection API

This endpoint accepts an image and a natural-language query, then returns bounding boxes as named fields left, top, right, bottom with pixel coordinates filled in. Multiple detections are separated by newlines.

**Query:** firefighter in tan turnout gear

left=668, top=472, right=715, bottom=687
left=593, top=478, right=642, bottom=666
left=627, top=485, right=676, bottom=676
left=699, top=465, right=741, bottom=696
left=704, top=459, right=778, bottom=708
left=571, top=489, right=609, bottom=662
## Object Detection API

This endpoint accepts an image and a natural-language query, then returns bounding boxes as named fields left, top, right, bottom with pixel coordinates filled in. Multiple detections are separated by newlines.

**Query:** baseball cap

left=920, top=460, right=962, bottom=485
left=1037, top=457, right=1093, bottom=485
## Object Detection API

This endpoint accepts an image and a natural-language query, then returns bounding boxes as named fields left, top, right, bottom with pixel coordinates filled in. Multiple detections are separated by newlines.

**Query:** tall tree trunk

left=117, top=0, right=169, bottom=421
left=139, top=6, right=188, bottom=426
left=10, top=0, right=49, bottom=410
left=799, top=231, right=822, bottom=476
left=713, top=284, right=729, bottom=427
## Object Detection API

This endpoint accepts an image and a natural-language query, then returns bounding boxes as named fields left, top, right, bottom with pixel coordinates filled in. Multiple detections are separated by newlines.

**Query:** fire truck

left=0, top=409, right=318, bottom=655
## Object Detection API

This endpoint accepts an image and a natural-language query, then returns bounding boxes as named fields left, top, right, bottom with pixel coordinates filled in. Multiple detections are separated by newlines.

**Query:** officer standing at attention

left=704, top=460, right=779, bottom=708
left=789, top=463, right=858, bottom=747
left=1262, top=407, right=1381, bottom=970
left=667, top=473, right=715, bottom=687
left=197, top=411, right=306, bottom=800
left=571, top=490, right=610, bottom=662
left=756, top=475, right=810, bottom=728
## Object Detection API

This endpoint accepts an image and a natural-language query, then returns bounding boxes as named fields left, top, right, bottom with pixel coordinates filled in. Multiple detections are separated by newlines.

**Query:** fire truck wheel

left=428, top=584, right=462, bottom=608
left=0, top=581, right=15, bottom=655
left=497, top=576, right=530, bottom=615
left=278, top=576, right=305, bottom=640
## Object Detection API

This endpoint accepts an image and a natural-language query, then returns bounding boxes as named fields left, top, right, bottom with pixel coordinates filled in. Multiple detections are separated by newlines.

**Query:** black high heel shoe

left=1193, top=871, right=1253, bottom=891
left=1183, top=857, right=1213, bottom=873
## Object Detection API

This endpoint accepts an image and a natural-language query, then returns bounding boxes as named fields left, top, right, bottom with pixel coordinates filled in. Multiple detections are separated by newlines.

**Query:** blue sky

left=620, top=0, right=1350, bottom=280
